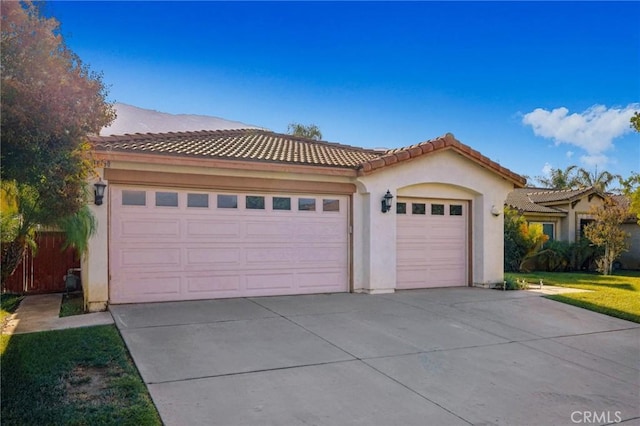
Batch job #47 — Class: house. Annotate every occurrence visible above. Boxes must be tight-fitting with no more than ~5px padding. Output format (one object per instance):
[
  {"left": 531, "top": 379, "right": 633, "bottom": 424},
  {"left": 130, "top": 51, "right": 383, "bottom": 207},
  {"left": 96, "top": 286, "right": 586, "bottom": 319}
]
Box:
[
  {"left": 82, "top": 129, "right": 525, "bottom": 311},
  {"left": 505, "top": 187, "right": 640, "bottom": 269},
  {"left": 612, "top": 195, "right": 640, "bottom": 270}
]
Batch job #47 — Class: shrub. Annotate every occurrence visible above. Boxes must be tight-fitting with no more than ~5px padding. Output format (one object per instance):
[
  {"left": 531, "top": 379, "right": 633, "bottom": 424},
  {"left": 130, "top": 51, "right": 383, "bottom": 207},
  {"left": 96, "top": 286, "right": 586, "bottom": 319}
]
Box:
[
  {"left": 504, "top": 207, "right": 549, "bottom": 272},
  {"left": 501, "top": 276, "right": 529, "bottom": 290}
]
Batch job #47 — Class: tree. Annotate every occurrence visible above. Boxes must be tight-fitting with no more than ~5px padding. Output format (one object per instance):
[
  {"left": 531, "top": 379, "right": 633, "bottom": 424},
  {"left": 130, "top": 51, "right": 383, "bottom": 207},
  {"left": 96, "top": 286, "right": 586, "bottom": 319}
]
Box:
[
  {"left": 287, "top": 123, "right": 323, "bottom": 140},
  {"left": 535, "top": 165, "right": 579, "bottom": 189},
  {"left": 631, "top": 111, "right": 640, "bottom": 132},
  {"left": 576, "top": 168, "right": 620, "bottom": 192},
  {"left": 620, "top": 173, "right": 640, "bottom": 225},
  {"left": 626, "top": 117, "right": 640, "bottom": 223},
  {"left": 1, "top": 1, "right": 115, "bottom": 286},
  {"left": 503, "top": 207, "right": 549, "bottom": 271},
  {"left": 583, "top": 197, "right": 630, "bottom": 275}
]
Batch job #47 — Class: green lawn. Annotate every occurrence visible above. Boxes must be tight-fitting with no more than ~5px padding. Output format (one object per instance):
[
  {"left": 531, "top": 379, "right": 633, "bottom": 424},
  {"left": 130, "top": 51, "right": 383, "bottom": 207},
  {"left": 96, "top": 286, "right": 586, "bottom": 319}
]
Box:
[
  {"left": 60, "top": 292, "right": 86, "bottom": 317},
  {"left": 1, "top": 293, "right": 23, "bottom": 325},
  {"left": 506, "top": 271, "right": 640, "bottom": 323},
  {"left": 1, "top": 325, "right": 161, "bottom": 425}
]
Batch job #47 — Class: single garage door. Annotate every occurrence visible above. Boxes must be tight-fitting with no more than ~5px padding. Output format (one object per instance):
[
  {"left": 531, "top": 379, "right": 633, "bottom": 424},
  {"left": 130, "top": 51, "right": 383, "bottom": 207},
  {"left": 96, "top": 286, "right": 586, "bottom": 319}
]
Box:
[
  {"left": 396, "top": 198, "right": 468, "bottom": 289},
  {"left": 109, "top": 186, "right": 349, "bottom": 303}
]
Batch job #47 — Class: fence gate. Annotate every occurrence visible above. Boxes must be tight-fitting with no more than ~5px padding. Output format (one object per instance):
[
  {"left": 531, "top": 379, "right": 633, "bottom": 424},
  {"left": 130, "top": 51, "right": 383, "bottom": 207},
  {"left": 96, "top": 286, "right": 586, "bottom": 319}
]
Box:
[{"left": 3, "top": 232, "right": 80, "bottom": 294}]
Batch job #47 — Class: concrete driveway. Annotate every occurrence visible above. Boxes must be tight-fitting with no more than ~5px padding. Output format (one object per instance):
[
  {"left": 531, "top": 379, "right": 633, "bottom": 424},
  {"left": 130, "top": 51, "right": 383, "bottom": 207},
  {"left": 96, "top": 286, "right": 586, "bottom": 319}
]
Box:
[{"left": 110, "top": 288, "right": 640, "bottom": 426}]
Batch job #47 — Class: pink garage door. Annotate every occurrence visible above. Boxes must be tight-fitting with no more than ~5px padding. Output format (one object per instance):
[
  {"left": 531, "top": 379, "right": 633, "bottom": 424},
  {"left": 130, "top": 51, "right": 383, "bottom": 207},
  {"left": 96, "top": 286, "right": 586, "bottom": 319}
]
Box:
[
  {"left": 396, "top": 199, "right": 468, "bottom": 289},
  {"left": 109, "top": 187, "right": 349, "bottom": 303}
]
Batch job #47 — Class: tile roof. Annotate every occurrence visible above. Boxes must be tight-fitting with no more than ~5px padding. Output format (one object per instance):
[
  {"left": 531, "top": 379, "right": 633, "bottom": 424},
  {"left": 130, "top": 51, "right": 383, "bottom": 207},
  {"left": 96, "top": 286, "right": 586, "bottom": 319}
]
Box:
[
  {"left": 526, "top": 187, "right": 598, "bottom": 203},
  {"left": 505, "top": 186, "right": 605, "bottom": 214},
  {"left": 90, "top": 129, "right": 381, "bottom": 169},
  {"left": 89, "top": 129, "right": 525, "bottom": 186},
  {"left": 505, "top": 188, "right": 567, "bottom": 214},
  {"left": 358, "top": 133, "right": 525, "bottom": 186}
]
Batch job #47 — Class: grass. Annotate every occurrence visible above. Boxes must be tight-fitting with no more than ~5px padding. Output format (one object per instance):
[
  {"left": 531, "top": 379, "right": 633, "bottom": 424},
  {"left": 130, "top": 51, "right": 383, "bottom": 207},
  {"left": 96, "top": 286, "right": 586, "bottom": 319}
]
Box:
[
  {"left": 1, "top": 293, "right": 23, "bottom": 324},
  {"left": 506, "top": 270, "right": 640, "bottom": 323},
  {"left": 1, "top": 325, "right": 161, "bottom": 425},
  {"left": 60, "top": 293, "right": 86, "bottom": 317}
]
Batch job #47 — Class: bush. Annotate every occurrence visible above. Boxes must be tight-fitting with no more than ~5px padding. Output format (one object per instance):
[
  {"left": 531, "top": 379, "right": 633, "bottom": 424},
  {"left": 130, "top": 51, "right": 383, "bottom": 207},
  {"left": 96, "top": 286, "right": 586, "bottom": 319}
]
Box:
[
  {"left": 568, "top": 238, "right": 602, "bottom": 271},
  {"left": 504, "top": 207, "right": 549, "bottom": 272},
  {"left": 500, "top": 276, "right": 529, "bottom": 290}
]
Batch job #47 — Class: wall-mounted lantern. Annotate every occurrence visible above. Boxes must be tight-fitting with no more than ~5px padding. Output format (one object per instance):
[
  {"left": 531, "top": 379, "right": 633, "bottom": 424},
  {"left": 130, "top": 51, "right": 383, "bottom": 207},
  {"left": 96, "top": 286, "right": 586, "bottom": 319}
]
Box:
[
  {"left": 381, "top": 190, "right": 394, "bottom": 213},
  {"left": 94, "top": 179, "right": 107, "bottom": 205},
  {"left": 491, "top": 205, "right": 501, "bottom": 217}
]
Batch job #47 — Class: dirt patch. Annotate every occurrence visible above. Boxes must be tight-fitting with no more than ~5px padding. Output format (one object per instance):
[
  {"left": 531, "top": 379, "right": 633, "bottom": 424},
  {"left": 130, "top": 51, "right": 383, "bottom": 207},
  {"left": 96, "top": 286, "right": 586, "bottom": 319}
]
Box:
[{"left": 63, "top": 365, "right": 123, "bottom": 406}]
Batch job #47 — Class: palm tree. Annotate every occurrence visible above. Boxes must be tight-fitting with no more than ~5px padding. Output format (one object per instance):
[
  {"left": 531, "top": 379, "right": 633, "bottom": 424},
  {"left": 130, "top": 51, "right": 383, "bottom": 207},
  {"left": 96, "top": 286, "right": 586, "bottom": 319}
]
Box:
[
  {"left": 1, "top": 180, "right": 96, "bottom": 290},
  {"left": 287, "top": 123, "right": 323, "bottom": 141},
  {"left": 577, "top": 168, "right": 621, "bottom": 192},
  {"left": 535, "top": 165, "right": 580, "bottom": 189},
  {"left": 56, "top": 205, "right": 97, "bottom": 255}
]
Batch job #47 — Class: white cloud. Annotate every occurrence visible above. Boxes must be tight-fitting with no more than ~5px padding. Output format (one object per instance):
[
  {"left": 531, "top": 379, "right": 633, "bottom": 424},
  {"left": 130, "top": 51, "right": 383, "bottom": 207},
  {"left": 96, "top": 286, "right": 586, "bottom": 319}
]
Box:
[
  {"left": 541, "top": 162, "right": 553, "bottom": 176},
  {"left": 580, "top": 153, "right": 610, "bottom": 167},
  {"left": 566, "top": 151, "right": 574, "bottom": 158},
  {"left": 522, "top": 104, "right": 639, "bottom": 165}
]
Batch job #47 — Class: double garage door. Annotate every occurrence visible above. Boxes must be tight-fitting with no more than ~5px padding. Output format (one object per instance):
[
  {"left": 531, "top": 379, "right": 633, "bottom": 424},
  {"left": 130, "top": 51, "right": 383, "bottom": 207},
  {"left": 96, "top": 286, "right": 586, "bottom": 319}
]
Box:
[
  {"left": 396, "top": 198, "right": 469, "bottom": 289},
  {"left": 109, "top": 186, "right": 349, "bottom": 304}
]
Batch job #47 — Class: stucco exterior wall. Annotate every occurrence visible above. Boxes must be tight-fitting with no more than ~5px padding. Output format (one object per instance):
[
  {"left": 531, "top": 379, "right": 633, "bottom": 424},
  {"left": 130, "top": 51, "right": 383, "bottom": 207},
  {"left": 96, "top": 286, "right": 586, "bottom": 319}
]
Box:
[
  {"left": 83, "top": 171, "right": 109, "bottom": 312},
  {"left": 85, "top": 149, "right": 518, "bottom": 307},
  {"left": 354, "top": 150, "right": 515, "bottom": 292},
  {"left": 569, "top": 197, "right": 603, "bottom": 243}
]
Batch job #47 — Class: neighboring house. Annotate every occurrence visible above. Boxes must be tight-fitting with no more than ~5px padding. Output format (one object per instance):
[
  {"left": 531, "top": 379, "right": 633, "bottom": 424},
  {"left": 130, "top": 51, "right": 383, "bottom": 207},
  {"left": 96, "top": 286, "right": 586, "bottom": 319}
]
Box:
[
  {"left": 612, "top": 195, "right": 640, "bottom": 270},
  {"left": 505, "top": 187, "right": 640, "bottom": 269},
  {"left": 82, "top": 130, "right": 525, "bottom": 311}
]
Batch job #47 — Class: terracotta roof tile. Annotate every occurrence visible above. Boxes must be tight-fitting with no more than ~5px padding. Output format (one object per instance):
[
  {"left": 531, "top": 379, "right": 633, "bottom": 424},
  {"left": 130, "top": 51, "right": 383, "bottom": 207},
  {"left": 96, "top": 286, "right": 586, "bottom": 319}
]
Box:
[
  {"left": 90, "top": 129, "right": 381, "bottom": 168},
  {"left": 360, "top": 133, "right": 525, "bottom": 187},
  {"left": 526, "top": 187, "right": 599, "bottom": 203},
  {"left": 89, "top": 129, "right": 525, "bottom": 187},
  {"left": 505, "top": 186, "right": 606, "bottom": 214},
  {"left": 505, "top": 188, "right": 567, "bottom": 214}
]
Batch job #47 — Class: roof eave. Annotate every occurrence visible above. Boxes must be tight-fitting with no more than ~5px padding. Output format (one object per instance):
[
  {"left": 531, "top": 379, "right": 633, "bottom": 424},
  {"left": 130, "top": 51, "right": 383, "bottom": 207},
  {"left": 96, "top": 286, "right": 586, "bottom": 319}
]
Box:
[
  {"left": 357, "top": 134, "right": 526, "bottom": 188},
  {"left": 93, "top": 150, "right": 359, "bottom": 177}
]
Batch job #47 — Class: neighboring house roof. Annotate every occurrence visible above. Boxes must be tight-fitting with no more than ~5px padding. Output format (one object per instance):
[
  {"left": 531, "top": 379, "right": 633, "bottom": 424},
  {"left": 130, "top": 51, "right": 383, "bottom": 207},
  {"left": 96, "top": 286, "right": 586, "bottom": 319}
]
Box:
[
  {"left": 89, "top": 129, "right": 525, "bottom": 186},
  {"left": 506, "top": 186, "right": 606, "bottom": 215}
]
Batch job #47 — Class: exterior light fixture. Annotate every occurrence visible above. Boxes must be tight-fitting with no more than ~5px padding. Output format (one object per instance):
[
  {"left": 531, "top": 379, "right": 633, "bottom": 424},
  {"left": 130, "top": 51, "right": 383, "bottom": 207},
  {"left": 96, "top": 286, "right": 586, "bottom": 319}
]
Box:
[
  {"left": 94, "top": 179, "right": 107, "bottom": 205},
  {"left": 381, "top": 190, "right": 394, "bottom": 213},
  {"left": 491, "top": 205, "right": 501, "bottom": 217}
]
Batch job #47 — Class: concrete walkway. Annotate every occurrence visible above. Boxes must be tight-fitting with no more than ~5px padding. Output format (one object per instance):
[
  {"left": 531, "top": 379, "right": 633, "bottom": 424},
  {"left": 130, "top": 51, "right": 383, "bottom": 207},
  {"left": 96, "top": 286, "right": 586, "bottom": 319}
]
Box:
[{"left": 2, "top": 293, "right": 114, "bottom": 335}]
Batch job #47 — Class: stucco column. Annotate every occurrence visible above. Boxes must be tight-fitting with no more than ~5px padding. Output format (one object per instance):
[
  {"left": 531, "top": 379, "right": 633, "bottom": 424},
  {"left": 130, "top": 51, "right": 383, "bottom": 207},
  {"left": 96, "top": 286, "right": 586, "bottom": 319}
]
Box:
[
  {"left": 473, "top": 194, "right": 505, "bottom": 287},
  {"left": 357, "top": 188, "right": 396, "bottom": 294},
  {"left": 83, "top": 171, "right": 109, "bottom": 312}
]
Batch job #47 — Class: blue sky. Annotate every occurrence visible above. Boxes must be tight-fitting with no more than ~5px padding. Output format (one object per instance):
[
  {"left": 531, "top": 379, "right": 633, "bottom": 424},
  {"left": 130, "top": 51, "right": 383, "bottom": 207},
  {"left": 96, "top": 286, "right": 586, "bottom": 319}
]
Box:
[{"left": 46, "top": 1, "right": 639, "bottom": 183}]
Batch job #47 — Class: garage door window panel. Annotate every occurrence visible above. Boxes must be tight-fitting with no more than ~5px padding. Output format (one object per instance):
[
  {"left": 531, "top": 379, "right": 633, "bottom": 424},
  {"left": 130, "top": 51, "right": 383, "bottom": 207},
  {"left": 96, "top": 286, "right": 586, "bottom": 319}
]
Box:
[
  {"left": 450, "top": 205, "right": 463, "bottom": 216},
  {"left": 187, "top": 193, "right": 209, "bottom": 208},
  {"left": 217, "top": 194, "right": 238, "bottom": 209},
  {"left": 273, "top": 197, "right": 291, "bottom": 211},
  {"left": 431, "top": 204, "right": 445, "bottom": 215},
  {"left": 396, "top": 203, "right": 407, "bottom": 214},
  {"left": 122, "top": 190, "right": 146, "bottom": 206},
  {"left": 412, "top": 203, "right": 426, "bottom": 215},
  {"left": 246, "top": 196, "right": 265, "bottom": 210},
  {"left": 156, "top": 192, "right": 179, "bottom": 207},
  {"left": 323, "top": 199, "right": 340, "bottom": 212},
  {"left": 298, "top": 198, "right": 316, "bottom": 211}
]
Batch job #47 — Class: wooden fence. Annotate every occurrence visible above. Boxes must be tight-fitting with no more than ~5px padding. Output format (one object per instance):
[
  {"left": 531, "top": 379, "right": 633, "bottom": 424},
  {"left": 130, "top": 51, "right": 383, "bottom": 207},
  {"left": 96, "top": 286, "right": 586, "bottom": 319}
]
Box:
[{"left": 3, "top": 232, "right": 80, "bottom": 294}]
